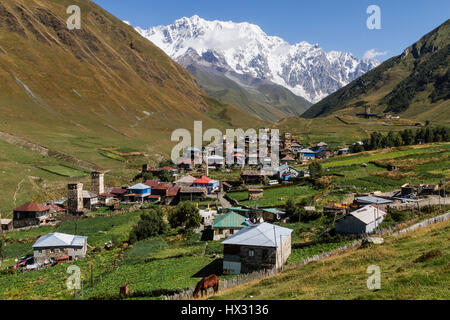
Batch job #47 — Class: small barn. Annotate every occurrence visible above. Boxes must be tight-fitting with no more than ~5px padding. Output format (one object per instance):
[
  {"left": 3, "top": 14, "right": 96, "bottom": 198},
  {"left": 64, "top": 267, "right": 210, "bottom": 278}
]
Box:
[
  {"left": 179, "top": 186, "right": 207, "bottom": 201},
  {"left": 1, "top": 218, "right": 13, "bottom": 232},
  {"left": 335, "top": 205, "right": 387, "bottom": 234},
  {"left": 222, "top": 223, "right": 293, "bottom": 274},
  {"left": 241, "top": 170, "right": 267, "bottom": 185}
]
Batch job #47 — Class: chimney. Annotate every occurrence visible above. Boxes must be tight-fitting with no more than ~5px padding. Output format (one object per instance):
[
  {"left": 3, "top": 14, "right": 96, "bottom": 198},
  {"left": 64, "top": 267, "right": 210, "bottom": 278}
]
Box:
[
  {"left": 91, "top": 171, "right": 104, "bottom": 195},
  {"left": 68, "top": 182, "right": 83, "bottom": 214}
]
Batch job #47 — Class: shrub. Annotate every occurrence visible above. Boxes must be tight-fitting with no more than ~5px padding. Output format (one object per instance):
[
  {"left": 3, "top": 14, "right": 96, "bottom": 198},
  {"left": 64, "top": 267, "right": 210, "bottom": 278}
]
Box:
[
  {"left": 129, "top": 209, "right": 169, "bottom": 243},
  {"left": 168, "top": 202, "right": 202, "bottom": 231}
]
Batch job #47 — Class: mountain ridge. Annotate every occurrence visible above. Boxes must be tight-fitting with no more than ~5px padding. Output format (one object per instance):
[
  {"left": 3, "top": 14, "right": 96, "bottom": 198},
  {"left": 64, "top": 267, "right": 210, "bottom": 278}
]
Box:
[
  {"left": 136, "top": 15, "right": 380, "bottom": 104},
  {"left": 302, "top": 19, "right": 450, "bottom": 122}
]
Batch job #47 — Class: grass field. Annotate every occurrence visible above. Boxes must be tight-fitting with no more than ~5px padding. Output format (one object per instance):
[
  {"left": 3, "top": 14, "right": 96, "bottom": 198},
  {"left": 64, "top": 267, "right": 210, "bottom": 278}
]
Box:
[
  {"left": 213, "top": 218, "right": 450, "bottom": 300},
  {"left": 228, "top": 184, "right": 320, "bottom": 207},
  {"left": 39, "top": 165, "right": 88, "bottom": 177}
]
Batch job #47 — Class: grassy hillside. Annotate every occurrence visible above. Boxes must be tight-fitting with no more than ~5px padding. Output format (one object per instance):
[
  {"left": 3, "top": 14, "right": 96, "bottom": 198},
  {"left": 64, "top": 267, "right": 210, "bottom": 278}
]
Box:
[
  {"left": 0, "top": 0, "right": 267, "bottom": 215},
  {"left": 302, "top": 19, "right": 449, "bottom": 124},
  {"left": 214, "top": 218, "right": 450, "bottom": 300}
]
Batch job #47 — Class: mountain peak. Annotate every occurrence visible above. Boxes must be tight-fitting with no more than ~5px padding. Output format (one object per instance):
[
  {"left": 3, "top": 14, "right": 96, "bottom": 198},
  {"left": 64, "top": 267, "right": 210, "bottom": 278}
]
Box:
[{"left": 137, "top": 16, "right": 379, "bottom": 103}]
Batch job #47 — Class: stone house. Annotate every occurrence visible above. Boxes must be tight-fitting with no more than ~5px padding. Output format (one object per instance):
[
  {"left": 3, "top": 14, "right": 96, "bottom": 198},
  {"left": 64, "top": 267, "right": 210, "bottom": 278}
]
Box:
[
  {"left": 222, "top": 223, "right": 293, "bottom": 274},
  {"left": 13, "top": 202, "right": 50, "bottom": 228},
  {"left": 33, "top": 232, "right": 88, "bottom": 264}
]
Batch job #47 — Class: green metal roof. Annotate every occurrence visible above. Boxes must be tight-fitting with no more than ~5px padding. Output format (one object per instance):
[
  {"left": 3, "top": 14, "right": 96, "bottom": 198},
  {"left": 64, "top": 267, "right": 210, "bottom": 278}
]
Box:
[
  {"left": 213, "top": 212, "right": 249, "bottom": 229},
  {"left": 228, "top": 207, "right": 250, "bottom": 212}
]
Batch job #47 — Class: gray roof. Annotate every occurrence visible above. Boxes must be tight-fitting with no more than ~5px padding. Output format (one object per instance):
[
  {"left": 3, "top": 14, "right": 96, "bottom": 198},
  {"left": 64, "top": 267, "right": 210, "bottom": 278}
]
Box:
[
  {"left": 33, "top": 232, "right": 87, "bottom": 248},
  {"left": 299, "top": 148, "right": 315, "bottom": 153},
  {"left": 222, "top": 222, "right": 292, "bottom": 248},
  {"left": 82, "top": 190, "right": 97, "bottom": 198},
  {"left": 355, "top": 196, "right": 393, "bottom": 205},
  {"left": 349, "top": 205, "right": 387, "bottom": 224}
]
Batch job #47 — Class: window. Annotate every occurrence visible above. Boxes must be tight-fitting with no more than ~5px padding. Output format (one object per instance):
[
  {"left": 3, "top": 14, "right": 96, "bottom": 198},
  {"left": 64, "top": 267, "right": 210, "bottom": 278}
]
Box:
[
  {"left": 50, "top": 249, "right": 55, "bottom": 253},
  {"left": 249, "top": 250, "right": 255, "bottom": 257}
]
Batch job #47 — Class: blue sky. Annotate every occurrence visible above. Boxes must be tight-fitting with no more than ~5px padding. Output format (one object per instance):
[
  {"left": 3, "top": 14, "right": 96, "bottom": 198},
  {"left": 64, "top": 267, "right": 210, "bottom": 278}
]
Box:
[{"left": 93, "top": 0, "right": 449, "bottom": 60}]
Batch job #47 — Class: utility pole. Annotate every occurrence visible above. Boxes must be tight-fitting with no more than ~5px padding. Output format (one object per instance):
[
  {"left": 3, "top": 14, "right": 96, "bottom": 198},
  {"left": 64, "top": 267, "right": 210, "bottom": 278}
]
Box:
[{"left": 273, "top": 226, "right": 278, "bottom": 269}]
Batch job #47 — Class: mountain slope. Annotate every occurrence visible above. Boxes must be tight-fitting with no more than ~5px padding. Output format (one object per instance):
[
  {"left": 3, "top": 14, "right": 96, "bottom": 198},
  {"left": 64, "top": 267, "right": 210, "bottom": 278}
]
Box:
[
  {"left": 0, "top": 0, "right": 268, "bottom": 215},
  {"left": 0, "top": 0, "right": 265, "bottom": 154},
  {"left": 136, "top": 15, "right": 379, "bottom": 105},
  {"left": 179, "top": 49, "right": 311, "bottom": 120},
  {"left": 302, "top": 20, "right": 450, "bottom": 122}
]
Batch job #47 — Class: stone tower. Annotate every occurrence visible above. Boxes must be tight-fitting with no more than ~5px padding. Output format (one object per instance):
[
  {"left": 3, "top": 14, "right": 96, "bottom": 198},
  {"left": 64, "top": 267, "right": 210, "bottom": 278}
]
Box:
[
  {"left": 68, "top": 182, "right": 83, "bottom": 214},
  {"left": 91, "top": 171, "right": 104, "bottom": 195}
]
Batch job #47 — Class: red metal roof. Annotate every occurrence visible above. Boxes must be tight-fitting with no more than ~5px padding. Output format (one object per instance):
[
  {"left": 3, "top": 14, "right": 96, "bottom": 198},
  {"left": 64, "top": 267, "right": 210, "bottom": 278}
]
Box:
[
  {"left": 111, "top": 188, "right": 127, "bottom": 194},
  {"left": 167, "top": 186, "right": 181, "bottom": 197},
  {"left": 144, "top": 180, "right": 160, "bottom": 187},
  {"left": 162, "top": 166, "right": 177, "bottom": 171},
  {"left": 14, "top": 202, "right": 49, "bottom": 212},
  {"left": 193, "top": 176, "right": 213, "bottom": 184}
]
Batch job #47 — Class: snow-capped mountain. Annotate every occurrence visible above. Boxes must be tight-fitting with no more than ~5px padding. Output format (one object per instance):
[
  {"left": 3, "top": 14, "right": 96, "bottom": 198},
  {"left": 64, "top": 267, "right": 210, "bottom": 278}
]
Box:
[{"left": 136, "top": 15, "right": 380, "bottom": 103}]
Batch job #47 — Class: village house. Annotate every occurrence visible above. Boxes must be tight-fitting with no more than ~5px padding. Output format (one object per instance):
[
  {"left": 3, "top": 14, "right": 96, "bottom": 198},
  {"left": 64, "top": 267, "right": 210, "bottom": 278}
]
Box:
[
  {"left": 165, "top": 186, "right": 181, "bottom": 205},
  {"left": 335, "top": 205, "right": 387, "bottom": 234},
  {"left": 222, "top": 222, "right": 293, "bottom": 274},
  {"left": 298, "top": 148, "right": 316, "bottom": 160},
  {"left": 145, "top": 180, "right": 170, "bottom": 197},
  {"left": 33, "top": 232, "right": 88, "bottom": 264},
  {"left": 241, "top": 170, "right": 268, "bottom": 185},
  {"left": 98, "top": 193, "right": 116, "bottom": 206},
  {"left": 110, "top": 188, "right": 128, "bottom": 201},
  {"left": 83, "top": 190, "right": 100, "bottom": 211},
  {"left": 125, "top": 183, "right": 151, "bottom": 203},
  {"left": 290, "top": 141, "right": 303, "bottom": 153},
  {"left": 179, "top": 186, "right": 207, "bottom": 202},
  {"left": 316, "top": 142, "right": 328, "bottom": 150},
  {"left": 13, "top": 202, "right": 50, "bottom": 228},
  {"left": 213, "top": 211, "right": 250, "bottom": 240},
  {"left": 176, "top": 158, "right": 193, "bottom": 171},
  {"left": 192, "top": 176, "right": 220, "bottom": 194},
  {"left": 338, "top": 148, "right": 350, "bottom": 155},
  {"left": 401, "top": 183, "right": 439, "bottom": 198},
  {"left": 280, "top": 155, "right": 296, "bottom": 164}
]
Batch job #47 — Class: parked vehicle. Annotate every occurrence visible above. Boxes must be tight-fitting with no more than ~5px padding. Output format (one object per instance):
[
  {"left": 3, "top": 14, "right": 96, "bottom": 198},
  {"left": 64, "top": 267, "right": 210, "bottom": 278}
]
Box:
[{"left": 268, "top": 180, "right": 279, "bottom": 185}]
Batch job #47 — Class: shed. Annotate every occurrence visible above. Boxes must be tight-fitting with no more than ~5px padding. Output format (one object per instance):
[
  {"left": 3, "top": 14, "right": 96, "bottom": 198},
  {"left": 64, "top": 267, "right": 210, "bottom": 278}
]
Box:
[{"left": 335, "top": 205, "right": 387, "bottom": 234}]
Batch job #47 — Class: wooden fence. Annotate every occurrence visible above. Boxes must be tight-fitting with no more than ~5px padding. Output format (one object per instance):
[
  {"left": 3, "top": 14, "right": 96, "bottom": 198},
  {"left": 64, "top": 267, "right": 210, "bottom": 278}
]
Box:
[{"left": 163, "top": 211, "right": 450, "bottom": 300}]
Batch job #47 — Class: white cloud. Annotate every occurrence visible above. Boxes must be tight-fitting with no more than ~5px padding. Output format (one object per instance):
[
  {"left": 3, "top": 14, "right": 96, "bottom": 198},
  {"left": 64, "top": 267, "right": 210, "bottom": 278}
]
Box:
[{"left": 363, "top": 49, "right": 388, "bottom": 60}]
